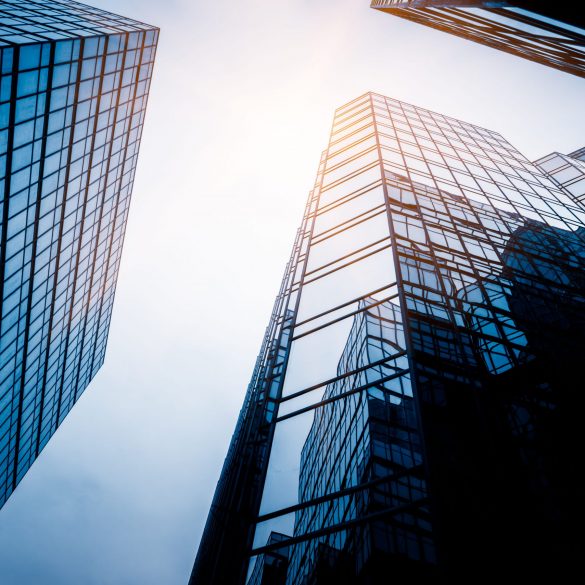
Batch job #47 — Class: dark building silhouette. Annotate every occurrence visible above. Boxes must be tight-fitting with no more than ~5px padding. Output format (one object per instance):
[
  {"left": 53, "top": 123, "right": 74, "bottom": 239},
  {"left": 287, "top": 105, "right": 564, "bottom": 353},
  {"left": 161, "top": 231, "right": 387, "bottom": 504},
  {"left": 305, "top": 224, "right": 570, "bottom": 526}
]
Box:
[
  {"left": 191, "top": 93, "right": 585, "bottom": 584},
  {"left": 370, "top": 1, "right": 585, "bottom": 77},
  {"left": 0, "top": 1, "right": 158, "bottom": 507}
]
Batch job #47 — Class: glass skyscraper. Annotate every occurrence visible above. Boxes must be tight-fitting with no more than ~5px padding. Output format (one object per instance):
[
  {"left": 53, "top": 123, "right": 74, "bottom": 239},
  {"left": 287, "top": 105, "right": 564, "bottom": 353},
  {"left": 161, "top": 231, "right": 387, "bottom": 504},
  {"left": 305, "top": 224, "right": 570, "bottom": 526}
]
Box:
[
  {"left": 0, "top": 0, "right": 158, "bottom": 508},
  {"left": 192, "top": 92, "right": 585, "bottom": 583},
  {"left": 370, "top": 1, "right": 585, "bottom": 77}
]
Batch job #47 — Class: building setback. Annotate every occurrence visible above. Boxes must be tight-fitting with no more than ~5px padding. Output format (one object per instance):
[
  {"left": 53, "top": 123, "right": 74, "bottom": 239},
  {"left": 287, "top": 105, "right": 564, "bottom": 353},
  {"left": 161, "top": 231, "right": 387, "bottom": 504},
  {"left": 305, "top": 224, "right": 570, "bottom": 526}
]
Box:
[
  {"left": 534, "top": 148, "right": 585, "bottom": 205},
  {"left": 0, "top": 0, "right": 158, "bottom": 508},
  {"left": 370, "top": 1, "right": 585, "bottom": 78},
  {"left": 191, "top": 92, "right": 585, "bottom": 584}
]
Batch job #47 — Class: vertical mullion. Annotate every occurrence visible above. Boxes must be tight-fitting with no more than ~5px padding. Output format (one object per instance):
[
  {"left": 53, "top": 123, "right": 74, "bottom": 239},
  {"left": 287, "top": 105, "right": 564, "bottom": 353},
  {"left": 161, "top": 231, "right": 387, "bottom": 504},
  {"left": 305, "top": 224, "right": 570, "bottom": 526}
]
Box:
[
  {"left": 11, "top": 42, "right": 56, "bottom": 486},
  {"left": 34, "top": 37, "right": 85, "bottom": 455},
  {"left": 54, "top": 35, "right": 110, "bottom": 426}
]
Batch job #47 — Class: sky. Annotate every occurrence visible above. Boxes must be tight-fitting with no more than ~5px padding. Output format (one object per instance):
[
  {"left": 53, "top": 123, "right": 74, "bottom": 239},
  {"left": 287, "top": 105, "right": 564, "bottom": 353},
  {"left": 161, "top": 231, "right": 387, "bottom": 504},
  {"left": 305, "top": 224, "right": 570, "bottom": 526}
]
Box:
[{"left": 0, "top": 1, "right": 583, "bottom": 584}]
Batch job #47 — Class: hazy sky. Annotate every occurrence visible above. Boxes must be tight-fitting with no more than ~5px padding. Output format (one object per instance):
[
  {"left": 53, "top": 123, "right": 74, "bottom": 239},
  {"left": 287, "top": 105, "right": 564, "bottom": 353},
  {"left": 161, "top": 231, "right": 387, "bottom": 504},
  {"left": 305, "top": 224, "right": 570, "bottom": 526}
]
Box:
[{"left": 0, "top": 1, "right": 583, "bottom": 584}]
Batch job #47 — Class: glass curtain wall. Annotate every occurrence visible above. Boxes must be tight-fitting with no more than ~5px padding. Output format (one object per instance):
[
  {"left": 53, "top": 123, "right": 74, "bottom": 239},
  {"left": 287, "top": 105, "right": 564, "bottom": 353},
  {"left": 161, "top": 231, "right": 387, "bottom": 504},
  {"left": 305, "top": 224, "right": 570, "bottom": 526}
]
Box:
[
  {"left": 370, "top": 1, "right": 585, "bottom": 77},
  {"left": 0, "top": 1, "right": 158, "bottom": 508},
  {"left": 192, "top": 92, "right": 585, "bottom": 584}
]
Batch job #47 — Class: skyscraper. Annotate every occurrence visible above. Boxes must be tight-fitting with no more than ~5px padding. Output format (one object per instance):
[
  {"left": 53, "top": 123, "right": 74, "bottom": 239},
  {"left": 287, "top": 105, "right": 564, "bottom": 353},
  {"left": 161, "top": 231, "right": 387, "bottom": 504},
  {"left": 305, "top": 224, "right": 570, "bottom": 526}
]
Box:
[
  {"left": 191, "top": 92, "right": 585, "bottom": 583},
  {"left": 0, "top": 0, "right": 158, "bottom": 508},
  {"left": 370, "top": 1, "right": 585, "bottom": 77}
]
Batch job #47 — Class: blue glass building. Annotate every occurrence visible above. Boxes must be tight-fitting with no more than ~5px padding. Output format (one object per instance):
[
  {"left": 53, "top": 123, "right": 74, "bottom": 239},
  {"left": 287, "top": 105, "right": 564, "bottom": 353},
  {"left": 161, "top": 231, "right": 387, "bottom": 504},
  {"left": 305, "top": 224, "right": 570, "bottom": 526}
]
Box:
[
  {"left": 0, "top": 0, "right": 158, "bottom": 508},
  {"left": 192, "top": 93, "right": 585, "bottom": 584}
]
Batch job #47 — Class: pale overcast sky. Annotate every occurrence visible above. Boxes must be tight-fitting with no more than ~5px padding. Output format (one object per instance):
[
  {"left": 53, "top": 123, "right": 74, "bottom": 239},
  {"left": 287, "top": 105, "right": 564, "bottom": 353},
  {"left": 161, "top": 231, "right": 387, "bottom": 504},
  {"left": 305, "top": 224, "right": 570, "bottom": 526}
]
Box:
[{"left": 0, "top": 1, "right": 583, "bottom": 584}]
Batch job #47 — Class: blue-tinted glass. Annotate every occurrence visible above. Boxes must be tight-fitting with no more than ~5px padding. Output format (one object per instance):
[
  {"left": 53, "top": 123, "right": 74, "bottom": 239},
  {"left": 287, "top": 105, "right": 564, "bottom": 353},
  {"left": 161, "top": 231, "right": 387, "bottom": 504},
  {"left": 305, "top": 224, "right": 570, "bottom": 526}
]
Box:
[
  {"left": 83, "top": 37, "right": 99, "bottom": 58},
  {"left": 54, "top": 40, "right": 73, "bottom": 64},
  {"left": 11, "top": 144, "right": 32, "bottom": 172},
  {"left": 49, "top": 86, "right": 68, "bottom": 110},
  {"left": 0, "top": 1, "right": 158, "bottom": 510},
  {"left": 16, "top": 70, "right": 38, "bottom": 97},
  {"left": 0, "top": 76, "right": 11, "bottom": 103},
  {"left": 127, "top": 31, "right": 140, "bottom": 50},
  {"left": 1, "top": 49, "right": 13, "bottom": 75},
  {"left": 38, "top": 68, "right": 49, "bottom": 92},
  {"left": 18, "top": 45, "right": 41, "bottom": 71},
  {"left": 14, "top": 96, "right": 36, "bottom": 123},
  {"left": 13, "top": 121, "right": 34, "bottom": 147},
  {"left": 80, "top": 58, "right": 96, "bottom": 80},
  {"left": 108, "top": 34, "right": 122, "bottom": 53},
  {"left": 192, "top": 93, "right": 585, "bottom": 584},
  {"left": 0, "top": 103, "right": 9, "bottom": 129},
  {"left": 52, "top": 63, "right": 70, "bottom": 88}
]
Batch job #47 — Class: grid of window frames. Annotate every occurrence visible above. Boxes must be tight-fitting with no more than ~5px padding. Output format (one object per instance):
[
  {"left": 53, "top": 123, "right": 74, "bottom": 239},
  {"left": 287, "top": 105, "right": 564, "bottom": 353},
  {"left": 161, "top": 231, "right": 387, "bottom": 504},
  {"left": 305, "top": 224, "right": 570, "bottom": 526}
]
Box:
[
  {"left": 568, "top": 146, "right": 585, "bottom": 162},
  {"left": 0, "top": 0, "right": 153, "bottom": 45},
  {"left": 286, "top": 300, "right": 428, "bottom": 583},
  {"left": 534, "top": 150, "right": 585, "bottom": 205},
  {"left": 0, "top": 2, "right": 158, "bottom": 508},
  {"left": 191, "top": 93, "right": 585, "bottom": 584},
  {"left": 370, "top": 1, "right": 585, "bottom": 78}
]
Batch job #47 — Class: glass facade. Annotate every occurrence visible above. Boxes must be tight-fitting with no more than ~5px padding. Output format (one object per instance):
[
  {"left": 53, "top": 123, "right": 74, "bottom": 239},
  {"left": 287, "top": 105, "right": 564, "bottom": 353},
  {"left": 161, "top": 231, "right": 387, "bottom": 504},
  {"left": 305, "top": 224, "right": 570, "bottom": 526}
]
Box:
[
  {"left": 192, "top": 92, "right": 585, "bottom": 583},
  {"left": 370, "top": 1, "right": 585, "bottom": 77},
  {"left": 535, "top": 149, "right": 585, "bottom": 204},
  {"left": 0, "top": 0, "right": 158, "bottom": 508},
  {"left": 568, "top": 146, "right": 585, "bottom": 162}
]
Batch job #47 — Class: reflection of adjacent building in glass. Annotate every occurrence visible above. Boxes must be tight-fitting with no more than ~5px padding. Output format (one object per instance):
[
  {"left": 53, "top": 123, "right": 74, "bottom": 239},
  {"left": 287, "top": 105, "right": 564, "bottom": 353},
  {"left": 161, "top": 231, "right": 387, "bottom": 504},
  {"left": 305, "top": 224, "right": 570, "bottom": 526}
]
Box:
[
  {"left": 392, "top": 186, "right": 585, "bottom": 581},
  {"left": 460, "top": 220, "right": 585, "bottom": 375},
  {"left": 287, "top": 299, "right": 431, "bottom": 584},
  {"left": 191, "top": 93, "right": 585, "bottom": 584},
  {"left": 285, "top": 196, "right": 585, "bottom": 583},
  {"left": 370, "top": 1, "right": 585, "bottom": 77},
  {"left": 248, "top": 532, "right": 291, "bottom": 585}
]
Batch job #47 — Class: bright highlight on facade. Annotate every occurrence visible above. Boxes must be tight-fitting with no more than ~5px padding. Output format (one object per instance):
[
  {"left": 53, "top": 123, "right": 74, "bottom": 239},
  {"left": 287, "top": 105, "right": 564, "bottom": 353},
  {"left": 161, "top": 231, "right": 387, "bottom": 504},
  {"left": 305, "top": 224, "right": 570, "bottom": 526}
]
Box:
[{"left": 192, "top": 92, "right": 585, "bottom": 584}]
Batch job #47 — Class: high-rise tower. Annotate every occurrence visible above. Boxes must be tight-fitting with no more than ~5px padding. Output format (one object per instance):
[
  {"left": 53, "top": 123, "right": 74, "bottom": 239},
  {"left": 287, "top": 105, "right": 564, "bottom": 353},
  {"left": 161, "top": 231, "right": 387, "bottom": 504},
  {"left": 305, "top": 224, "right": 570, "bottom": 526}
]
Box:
[
  {"left": 191, "top": 93, "right": 585, "bottom": 583},
  {"left": 370, "top": 1, "right": 585, "bottom": 77},
  {"left": 0, "top": 0, "right": 158, "bottom": 508}
]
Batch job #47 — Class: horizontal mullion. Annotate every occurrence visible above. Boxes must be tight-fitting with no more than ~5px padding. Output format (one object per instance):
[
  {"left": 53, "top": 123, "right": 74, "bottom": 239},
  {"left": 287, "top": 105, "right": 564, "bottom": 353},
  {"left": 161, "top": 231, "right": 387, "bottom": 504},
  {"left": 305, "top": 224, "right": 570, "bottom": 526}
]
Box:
[
  {"left": 320, "top": 161, "right": 379, "bottom": 193},
  {"left": 305, "top": 236, "right": 391, "bottom": 279},
  {"left": 251, "top": 496, "right": 429, "bottom": 557},
  {"left": 311, "top": 203, "right": 387, "bottom": 243},
  {"left": 302, "top": 241, "right": 392, "bottom": 287},
  {"left": 276, "top": 367, "right": 410, "bottom": 423},
  {"left": 292, "top": 283, "right": 396, "bottom": 329},
  {"left": 256, "top": 464, "right": 424, "bottom": 523},
  {"left": 315, "top": 182, "right": 384, "bottom": 219},
  {"left": 280, "top": 346, "right": 408, "bottom": 405},
  {"left": 292, "top": 289, "right": 399, "bottom": 342},
  {"left": 327, "top": 130, "right": 377, "bottom": 161}
]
